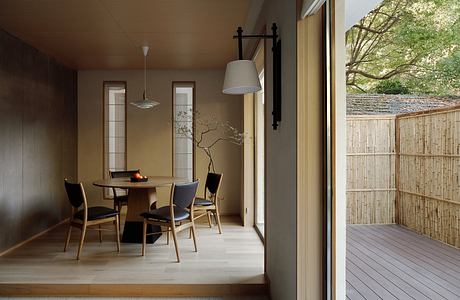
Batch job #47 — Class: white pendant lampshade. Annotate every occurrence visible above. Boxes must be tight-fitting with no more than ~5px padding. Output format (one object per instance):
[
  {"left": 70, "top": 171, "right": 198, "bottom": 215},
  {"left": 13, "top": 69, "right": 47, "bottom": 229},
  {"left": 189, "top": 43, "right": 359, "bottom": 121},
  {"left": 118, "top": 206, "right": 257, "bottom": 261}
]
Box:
[
  {"left": 223, "top": 60, "right": 262, "bottom": 94},
  {"left": 130, "top": 46, "right": 160, "bottom": 109},
  {"left": 131, "top": 94, "right": 160, "bottom": 109}
]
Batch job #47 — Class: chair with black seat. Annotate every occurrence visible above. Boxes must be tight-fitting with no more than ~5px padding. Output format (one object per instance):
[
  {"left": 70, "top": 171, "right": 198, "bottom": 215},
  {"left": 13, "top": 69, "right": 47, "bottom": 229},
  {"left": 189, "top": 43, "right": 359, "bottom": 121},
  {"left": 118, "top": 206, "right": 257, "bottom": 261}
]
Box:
[
  {"left": 193, "top": 173, "right": 223, "bottom": 234},
  {"left": 64, "top": 179, "right": 120, "bottom": 260},
  {"left": 109, "top": 169, "right": 140, "bottom": 211},
  {"left": 141, "top": 181, "right": 199, "bottom": 262}
]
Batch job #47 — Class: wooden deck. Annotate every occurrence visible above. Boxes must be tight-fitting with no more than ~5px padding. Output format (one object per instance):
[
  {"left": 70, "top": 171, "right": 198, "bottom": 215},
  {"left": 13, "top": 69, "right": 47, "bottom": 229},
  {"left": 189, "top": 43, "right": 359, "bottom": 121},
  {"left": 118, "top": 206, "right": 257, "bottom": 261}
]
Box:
[
  {"left": 347, "top": 224, "right": 460, "bottom": 300},
  {"left": 0, "top": 216, "right": 266, "bottom": 297}
]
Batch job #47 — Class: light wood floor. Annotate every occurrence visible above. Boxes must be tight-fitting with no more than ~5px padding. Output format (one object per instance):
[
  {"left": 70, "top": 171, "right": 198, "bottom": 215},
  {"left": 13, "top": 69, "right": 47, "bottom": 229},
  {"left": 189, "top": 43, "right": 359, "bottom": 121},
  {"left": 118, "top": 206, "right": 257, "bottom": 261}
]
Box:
[
  {"left": 0, "top": 216, "right": 266, "bottom": 297},
  {"left": 347, "top": 224, "right": 460, "bottom": 300}
]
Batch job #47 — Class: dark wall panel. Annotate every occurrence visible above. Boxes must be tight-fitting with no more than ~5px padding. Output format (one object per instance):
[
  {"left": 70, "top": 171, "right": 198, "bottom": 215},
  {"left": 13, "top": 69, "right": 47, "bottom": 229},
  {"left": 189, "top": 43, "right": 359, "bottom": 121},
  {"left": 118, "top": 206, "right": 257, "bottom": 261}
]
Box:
[{"left": 0, "top": 29, "right": 77, "bottom": 253}]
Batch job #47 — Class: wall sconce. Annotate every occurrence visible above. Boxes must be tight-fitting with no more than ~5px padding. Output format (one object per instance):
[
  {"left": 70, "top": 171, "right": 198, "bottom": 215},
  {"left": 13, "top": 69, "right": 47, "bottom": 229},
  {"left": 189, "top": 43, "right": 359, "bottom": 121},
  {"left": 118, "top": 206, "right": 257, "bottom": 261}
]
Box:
[{"left": 223, "top": 23, "right": 282, "bottom": 130}]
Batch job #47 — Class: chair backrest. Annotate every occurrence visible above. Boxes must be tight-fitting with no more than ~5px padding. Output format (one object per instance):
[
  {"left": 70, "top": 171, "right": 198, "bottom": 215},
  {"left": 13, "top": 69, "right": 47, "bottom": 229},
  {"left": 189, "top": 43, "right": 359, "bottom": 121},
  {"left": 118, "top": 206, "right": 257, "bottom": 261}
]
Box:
[
  {"left": 172, "top": 181, "right": 199, "bottom": 209},
  {"left": 205, "top": 172, "right": 223, "bottom": 199},
  {"left": 64, "top": 179, "right": 87, "bottom": 209},
  {"left": 109, "top": 170, "right": 140, "bottom": 197},
  {"left": 110, "top": 169, "right": 140, "bottom": 179}
]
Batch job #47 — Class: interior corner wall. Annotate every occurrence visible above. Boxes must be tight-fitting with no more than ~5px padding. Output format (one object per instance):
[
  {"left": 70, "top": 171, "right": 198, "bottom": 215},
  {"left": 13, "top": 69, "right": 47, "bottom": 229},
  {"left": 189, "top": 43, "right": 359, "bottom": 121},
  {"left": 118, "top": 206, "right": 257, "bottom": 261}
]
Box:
[
  {"left": 77, "top": 70, "right": 242, "bottom": 215},
  {"left": 0, "top": 29, "right": 78, "bottom": 253},
  {"left": 253, "top": 0, "right": 298, "bottom": 299}
]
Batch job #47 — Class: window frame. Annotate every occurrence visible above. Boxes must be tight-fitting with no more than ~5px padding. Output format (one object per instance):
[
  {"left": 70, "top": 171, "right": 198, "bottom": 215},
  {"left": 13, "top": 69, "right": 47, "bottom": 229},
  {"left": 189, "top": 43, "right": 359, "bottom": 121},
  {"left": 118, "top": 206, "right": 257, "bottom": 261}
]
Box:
[
  {"left": 102, "top": 81, "right": 127, "bottom": 199},
  {"left": 172, "top": 81, "right": 196, "bottom": 180}
]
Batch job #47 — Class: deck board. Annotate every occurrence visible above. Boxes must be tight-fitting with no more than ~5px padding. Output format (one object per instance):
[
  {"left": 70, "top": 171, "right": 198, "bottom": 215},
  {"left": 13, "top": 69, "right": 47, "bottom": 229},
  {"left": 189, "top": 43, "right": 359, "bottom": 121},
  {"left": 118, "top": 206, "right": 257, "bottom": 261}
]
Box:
[
  {"left": 347, "top": 225, "right": 460, "bottom": 300},
  {"left": 351, "top": 226, "right": 460, "bottom": 292}
]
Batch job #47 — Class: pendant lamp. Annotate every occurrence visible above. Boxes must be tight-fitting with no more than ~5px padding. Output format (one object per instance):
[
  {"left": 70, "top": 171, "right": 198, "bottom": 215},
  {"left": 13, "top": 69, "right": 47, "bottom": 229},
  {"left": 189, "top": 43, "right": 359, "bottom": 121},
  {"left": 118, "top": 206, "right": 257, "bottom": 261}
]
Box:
[{"left": 130, "top": 46, "right": 160, "bottom": 109}]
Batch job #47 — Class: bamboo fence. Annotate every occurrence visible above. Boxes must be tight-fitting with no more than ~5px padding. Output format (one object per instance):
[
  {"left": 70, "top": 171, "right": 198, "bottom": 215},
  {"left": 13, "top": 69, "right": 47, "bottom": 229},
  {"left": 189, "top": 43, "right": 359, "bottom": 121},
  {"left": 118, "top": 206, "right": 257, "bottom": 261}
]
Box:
[
  {"left": 397, "top": 106, "right": 460, "bottom": 248},
  {"left": 347, "top": 106, "right": 460, "bottom": 248},
  {"left": 346, "top": 115, "right": 396, "bottom": 224}
]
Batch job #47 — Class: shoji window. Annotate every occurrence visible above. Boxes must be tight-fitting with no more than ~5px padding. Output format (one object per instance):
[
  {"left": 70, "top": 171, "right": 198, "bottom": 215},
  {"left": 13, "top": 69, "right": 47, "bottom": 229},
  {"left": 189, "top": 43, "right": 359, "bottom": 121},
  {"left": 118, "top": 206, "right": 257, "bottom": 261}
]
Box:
[
  {"left": 173, "top": 82, "right": 195, "bottom": 181},
  {"left": 103, "top": 82, "right": 127, "bottom": 198}
]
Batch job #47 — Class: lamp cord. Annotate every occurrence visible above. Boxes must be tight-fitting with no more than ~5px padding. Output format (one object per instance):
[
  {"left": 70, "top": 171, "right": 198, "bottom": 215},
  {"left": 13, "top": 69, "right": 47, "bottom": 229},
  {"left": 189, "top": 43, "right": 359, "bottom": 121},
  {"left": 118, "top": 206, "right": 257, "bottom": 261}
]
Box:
[{"left": 144, "top": 52, "right": 147, "bottom": 100}]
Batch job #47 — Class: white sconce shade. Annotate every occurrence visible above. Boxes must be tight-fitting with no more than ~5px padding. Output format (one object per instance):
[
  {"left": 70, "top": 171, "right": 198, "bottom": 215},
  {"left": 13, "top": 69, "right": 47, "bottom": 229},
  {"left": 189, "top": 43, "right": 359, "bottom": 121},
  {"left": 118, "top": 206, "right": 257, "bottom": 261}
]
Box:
[{"left": 223, "top": 60, "right": 262, "bottom": 94}]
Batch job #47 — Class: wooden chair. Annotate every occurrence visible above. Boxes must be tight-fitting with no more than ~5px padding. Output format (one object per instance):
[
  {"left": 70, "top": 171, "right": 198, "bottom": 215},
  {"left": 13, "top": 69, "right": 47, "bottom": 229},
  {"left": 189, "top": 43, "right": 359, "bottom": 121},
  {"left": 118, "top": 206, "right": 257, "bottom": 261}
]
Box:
[
  {"left": 193, "top": 173, "right": 223, "bottom": 234},
  {"left": 64, "top": 179, "right": 120, "bottom": 260},
  {"left": 109, "top": 169, "right": 139, "bottom": 231},
  {"left": 109, "top": 169, "right": 140, "bottom": 211},
  {"left": 141, "top": 181, "right": 199, "bottom": 262}
]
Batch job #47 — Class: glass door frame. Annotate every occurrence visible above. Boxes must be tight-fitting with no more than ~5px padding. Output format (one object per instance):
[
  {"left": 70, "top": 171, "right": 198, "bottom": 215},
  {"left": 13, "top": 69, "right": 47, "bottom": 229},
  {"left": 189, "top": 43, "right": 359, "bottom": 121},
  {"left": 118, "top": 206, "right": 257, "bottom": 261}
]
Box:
[
  {"left": 252, "top": 40, "right": 266, "bottom": 242},
  {"left": 172, "top": 81, "right": 196, "bottom": 181}
]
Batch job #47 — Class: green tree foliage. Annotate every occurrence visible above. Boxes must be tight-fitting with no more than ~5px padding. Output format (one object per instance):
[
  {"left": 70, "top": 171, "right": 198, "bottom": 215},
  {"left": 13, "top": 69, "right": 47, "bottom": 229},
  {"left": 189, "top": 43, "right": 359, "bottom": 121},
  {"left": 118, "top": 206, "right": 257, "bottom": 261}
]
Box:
[
  {"left": 375, "top": 79, "right": 410, "bottom": 94},
  {"left": 346, "top": 0, "right": 460, "bottom": 95}
]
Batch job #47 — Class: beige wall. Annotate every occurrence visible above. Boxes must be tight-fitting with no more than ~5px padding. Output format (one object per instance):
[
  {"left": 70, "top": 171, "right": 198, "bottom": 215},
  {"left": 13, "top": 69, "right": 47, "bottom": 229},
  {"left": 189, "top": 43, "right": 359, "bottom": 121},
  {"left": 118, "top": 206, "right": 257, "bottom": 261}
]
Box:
[
  {"left": 78, "top": 69, "right": 242, "bottom": 215},
  {"left": 252, "top": 0, "right": 299, "bottom": 299},
  {"left": 249, "top": 0, "right": 327, "bottom": 299}
]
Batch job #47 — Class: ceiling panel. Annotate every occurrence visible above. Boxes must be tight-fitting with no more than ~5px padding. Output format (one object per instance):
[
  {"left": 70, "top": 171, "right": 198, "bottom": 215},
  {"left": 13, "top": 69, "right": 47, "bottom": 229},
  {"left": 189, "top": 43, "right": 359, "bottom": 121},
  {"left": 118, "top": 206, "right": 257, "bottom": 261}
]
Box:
[{"left": 0, "top": 0, "right": 251, "bottom": 70}]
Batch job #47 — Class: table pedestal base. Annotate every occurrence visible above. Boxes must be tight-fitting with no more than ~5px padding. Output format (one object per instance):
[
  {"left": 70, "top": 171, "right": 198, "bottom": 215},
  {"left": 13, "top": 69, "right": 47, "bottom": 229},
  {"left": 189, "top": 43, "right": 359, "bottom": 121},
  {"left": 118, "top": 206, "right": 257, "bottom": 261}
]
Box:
[{"left": 122, "top": 221, "right": 161, "bottom": 244}]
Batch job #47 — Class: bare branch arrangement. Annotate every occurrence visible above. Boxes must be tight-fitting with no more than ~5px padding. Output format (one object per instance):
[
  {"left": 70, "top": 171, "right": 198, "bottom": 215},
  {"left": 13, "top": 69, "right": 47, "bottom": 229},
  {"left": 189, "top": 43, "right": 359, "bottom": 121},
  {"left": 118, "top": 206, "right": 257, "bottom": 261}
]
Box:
[{"left": 174, "top": 109, "right": 244, "bottom": 173}]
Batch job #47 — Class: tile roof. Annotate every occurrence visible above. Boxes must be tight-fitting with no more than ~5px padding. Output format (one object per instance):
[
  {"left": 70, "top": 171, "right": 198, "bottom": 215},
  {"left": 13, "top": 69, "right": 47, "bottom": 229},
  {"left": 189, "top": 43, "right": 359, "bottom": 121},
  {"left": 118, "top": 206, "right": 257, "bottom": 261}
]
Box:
[{"left": 347, "top": 94, "right": 460, "bottom": 115}]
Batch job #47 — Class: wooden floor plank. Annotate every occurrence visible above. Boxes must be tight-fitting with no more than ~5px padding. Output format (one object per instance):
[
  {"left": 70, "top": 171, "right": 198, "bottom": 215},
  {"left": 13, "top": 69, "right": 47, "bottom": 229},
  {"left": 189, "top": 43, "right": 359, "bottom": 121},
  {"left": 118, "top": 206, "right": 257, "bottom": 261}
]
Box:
[
  {"left": 347, "top": 225, "right": 460, "bottom": 300},
  {"left": 0, "top": 216, "right": 266, "bottom": 297}
]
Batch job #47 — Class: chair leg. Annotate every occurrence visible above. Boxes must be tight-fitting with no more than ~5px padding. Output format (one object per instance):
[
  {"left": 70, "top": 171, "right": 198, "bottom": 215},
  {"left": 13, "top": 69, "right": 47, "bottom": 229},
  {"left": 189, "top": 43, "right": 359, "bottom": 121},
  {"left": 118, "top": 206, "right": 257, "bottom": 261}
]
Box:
[
  {"left": 191, "top": 221, "right": 198, "bottom": 252},
  {"left": 207, "top": 211, "right": 212, "bottom": 228},
  {"left": 142, "top": 219, "right": 147, "bottom": 256},
  {"left": 215, "top": 207, "right": 223, "bottom": 234},
  {"left": 98, "top": 224, "right": 102, "bottom": 243},
  {"left": 64, "top": 223, "right": 72, "bottom": 252},
  {"left": 76, "top": 225, "right": 87, "bottom": 260},
  {"left": 115, "top": 216, "right": 120, "bottom": 252},
  {"left": 170, "top": 222, "right": 180, "bottom": 263},
  {"left": 167, "top": 229, "right": 170, "bottom": 245},
  {"left": 118, "top": 204, "right": 123, "bottom": 234}
]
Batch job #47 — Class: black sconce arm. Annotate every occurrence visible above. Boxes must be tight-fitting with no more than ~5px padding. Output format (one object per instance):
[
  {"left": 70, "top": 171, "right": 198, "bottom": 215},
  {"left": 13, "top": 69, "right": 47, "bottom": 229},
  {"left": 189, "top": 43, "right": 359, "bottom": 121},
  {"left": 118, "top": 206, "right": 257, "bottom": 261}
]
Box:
[{"left": 233, "top": 23, "right": 282, "bottom": 130}]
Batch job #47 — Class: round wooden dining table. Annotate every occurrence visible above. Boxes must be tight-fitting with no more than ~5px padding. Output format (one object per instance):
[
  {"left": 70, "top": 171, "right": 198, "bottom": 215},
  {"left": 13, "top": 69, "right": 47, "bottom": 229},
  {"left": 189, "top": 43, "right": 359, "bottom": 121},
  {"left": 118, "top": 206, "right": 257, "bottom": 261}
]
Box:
[{"left": 93, "top": 176, "right": 185, "bottom": 244}]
